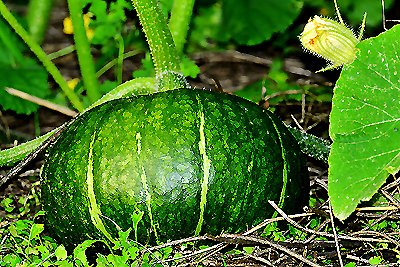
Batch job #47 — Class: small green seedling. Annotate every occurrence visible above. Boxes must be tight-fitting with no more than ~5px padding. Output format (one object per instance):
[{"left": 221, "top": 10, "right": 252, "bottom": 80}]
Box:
[{"left": 299, "top": 0, "right": 366, "bottom": 72}]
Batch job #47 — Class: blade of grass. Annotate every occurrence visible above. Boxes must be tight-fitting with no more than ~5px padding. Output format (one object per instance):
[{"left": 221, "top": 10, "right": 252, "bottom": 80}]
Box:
[
  {"left": 96, "top": 50, "right": 142, "bottom": 78},
  {"left": 67, "top": 0, "right": 101, "bottom": 103},
  {"left": 47, "top": 45, "right": 75, "bottom": 60},
  {"left": 0, "top": 0, "right": 84, "bottom": 112}
]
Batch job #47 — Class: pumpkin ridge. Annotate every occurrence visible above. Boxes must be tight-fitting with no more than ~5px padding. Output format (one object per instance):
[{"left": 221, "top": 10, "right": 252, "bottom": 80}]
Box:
[
  {"left": 86, "top": 131, "right": 115, "bottom": 243},
  {"left": 194, "top": 93, "right": 211, "bottom": 236},
  {"left": 136, "top": 123, "right": 159, "bottom": 242}
]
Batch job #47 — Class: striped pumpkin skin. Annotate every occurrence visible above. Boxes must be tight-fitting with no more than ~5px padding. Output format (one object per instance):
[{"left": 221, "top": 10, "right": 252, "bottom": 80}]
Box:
[{"left": 41, "top": 88, "right": 308, "bottom": 249}]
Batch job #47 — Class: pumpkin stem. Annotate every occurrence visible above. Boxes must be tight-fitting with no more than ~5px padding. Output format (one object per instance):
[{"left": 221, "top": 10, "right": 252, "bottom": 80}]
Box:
[{"left": 131, "top": 0, "right": 189, "bottom": 90}]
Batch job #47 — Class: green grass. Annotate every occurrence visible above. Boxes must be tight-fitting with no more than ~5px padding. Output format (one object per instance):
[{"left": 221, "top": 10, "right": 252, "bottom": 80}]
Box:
[{"left": 1, "top": 181, "right": 400, "bottom": 267}]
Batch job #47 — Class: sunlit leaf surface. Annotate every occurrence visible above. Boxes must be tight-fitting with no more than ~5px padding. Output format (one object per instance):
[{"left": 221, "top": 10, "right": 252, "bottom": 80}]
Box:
[{"left": 328, "top": 25, "right": 400, "bottom": 221}]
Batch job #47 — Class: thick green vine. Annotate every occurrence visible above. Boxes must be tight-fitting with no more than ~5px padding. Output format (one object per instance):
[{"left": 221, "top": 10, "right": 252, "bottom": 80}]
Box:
[{"left": 131, "top": 0, "right": 188, "bottom": 90}]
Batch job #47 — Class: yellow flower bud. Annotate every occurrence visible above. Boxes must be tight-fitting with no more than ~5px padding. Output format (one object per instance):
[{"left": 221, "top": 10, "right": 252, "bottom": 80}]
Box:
[{"left": 299, "top": 15, "right": 359, "bottom": 71}]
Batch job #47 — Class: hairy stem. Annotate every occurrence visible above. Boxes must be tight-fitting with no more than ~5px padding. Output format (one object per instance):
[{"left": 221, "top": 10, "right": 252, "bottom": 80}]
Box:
[{"left": 131, "top": 0, "right": 188, "bottom": 90}]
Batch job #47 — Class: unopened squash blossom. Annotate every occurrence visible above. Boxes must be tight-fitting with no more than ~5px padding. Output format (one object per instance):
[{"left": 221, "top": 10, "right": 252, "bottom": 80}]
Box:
[{"left": 299, "top": 12, "right": 366, "bottom": 72}]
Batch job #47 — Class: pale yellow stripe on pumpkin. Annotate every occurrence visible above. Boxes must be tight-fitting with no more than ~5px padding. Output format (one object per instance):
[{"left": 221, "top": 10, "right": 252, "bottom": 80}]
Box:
[
  {"left": 195, "top": 108, "right": 211, "bottom": 236},
  {"left": 86, "top": 132, "right": 115, "bottom": 243},
  {"left": 136, "top": 132, "right": 159, "bottom": 241}
]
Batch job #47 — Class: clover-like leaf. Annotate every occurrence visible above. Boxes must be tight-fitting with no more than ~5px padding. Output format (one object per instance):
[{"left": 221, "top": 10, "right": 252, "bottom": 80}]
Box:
[{"left": 328, "top": 25, "right": 400, "bottom": 221}]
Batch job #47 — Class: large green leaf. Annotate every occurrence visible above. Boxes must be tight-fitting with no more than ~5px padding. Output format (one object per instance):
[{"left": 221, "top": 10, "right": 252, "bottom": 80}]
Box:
[
  {"left": 328, "top": 25, "right": 400, "bottom": 221},
  {"left": 0, "top": 16, "right": 26, "bottom": 65},
  {"left": 219, "top": 0, "right": 301, "bottom": 45},
  {"left": 0, "top": 15, "right": 49, "bottom": 115},
  {"left": 0, "top": 59, "right": 49, "bottom": 115}
]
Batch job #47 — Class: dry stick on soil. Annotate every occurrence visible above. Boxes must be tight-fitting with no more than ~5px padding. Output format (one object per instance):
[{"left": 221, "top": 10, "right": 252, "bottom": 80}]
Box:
[
  {"left": 143, "top": 180, "right": 398, "bottom": 265},
  {"left": 356, "top": 208, "right": 400, "bottom": 219},
  {"left": 328, "top": 200, "right": 344, "bottom": 267},
  {"left": 143, "top": 213, "right": 314, "bottom": 263},
  {"left": 189, "top": 243, "right": 229, "bottom": 266},
  {"left": 268, "top": 200, "right": 388, "bottom": 243},
  {"left": 172, "top": 244, "right": 229, "bottom": 267},
  {"left": 357, "top": 207, "right": 398, "bottom": 211},
  {"left": 316, "top": 178, "right": 400, "bottom": 261},
  {"left": 351, "top": 230, "right": 400, "bottom": 247},
  {"left": 146, "top": 236, "right": 208, "bottom": 252},
  {"left": 191, "top": 50, "right": 314, "bottom": 77},
  {"left": 381, "top": 189, "right": 400, "bottom": 210},
  {"left": 243, "top": 212, "right": 314, "bottom": 236},
  {"left": 142, "top": 236, "right": 227, "bottom": 265},
  {"left": 164, "top": 244, "right": 226, "bottom": 264},
  {"left": 381, "top": 177, "right": 400, "bottom": 209},
  {"left": 263, "top": 89, "right": 304, "bottom": 102},
  {"left": 358, "top": 178, "right": 400, "bottom": 231},
  {"left": 304, "top": 218, "right": 331, "bottom": 244},
  {"left": 6, "top": 87, "right": 78, "bottom": 117},
  {"left": 206, "top": 234, "right": 322, "bottom": 267},
  {"left": 382, "top": 177, "right": 400, "bottom": 191},
  {"left": 360, "top": 210, "right": 396, "bottom": 231},
  {"left": 241, "top": 252, "right": 274, "bottom": 266}
]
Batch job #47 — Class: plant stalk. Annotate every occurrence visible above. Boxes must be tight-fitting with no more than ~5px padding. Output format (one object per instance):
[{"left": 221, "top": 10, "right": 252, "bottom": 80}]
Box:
[
  {"left": 131, "top": 0, "right": 188, "bottom": 90},
  {"left": 168, "top": 0, "right": 195, "bottom": 54},
  {"left": 67, "top": 0, "right": 101, "bottom": 103},
  {"left": 26, "top": 0, "right": 55, "bottom": 45}
]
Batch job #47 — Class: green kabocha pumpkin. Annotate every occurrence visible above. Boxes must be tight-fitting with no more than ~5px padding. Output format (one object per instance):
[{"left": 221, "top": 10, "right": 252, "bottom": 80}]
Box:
[{"left": 41, "top": 88, "right": 308, "bottom": 249}]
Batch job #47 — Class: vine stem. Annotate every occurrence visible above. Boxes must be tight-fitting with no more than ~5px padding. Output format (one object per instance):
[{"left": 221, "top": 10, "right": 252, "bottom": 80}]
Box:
[
  {"left": 131, "top": 0, "right": 188, "bottom": 90},
  {"left": 67, "top": 0, "right": 101, "bottom": 103},
  {"left": 169, "top": 0, "right": 195, "bottom": 54},
  {"left": 26, "top": 0, "right": 54, "bottom": 45},
  {"left": 0, "top": 0, "right": 85, "bottom": 112}
]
